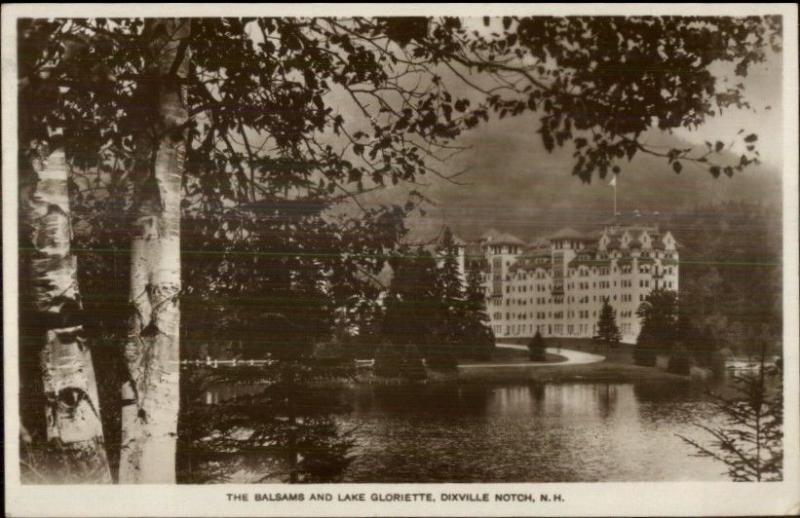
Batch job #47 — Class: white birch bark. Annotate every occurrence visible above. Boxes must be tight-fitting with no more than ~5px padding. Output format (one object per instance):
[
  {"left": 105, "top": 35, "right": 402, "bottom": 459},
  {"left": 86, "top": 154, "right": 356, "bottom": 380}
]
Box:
[
  {"left": 119, "top": 19, "right": 190, "bottom": 484},
  {"left": 22, "top": 146, "right": 111, "bottom": 482}
]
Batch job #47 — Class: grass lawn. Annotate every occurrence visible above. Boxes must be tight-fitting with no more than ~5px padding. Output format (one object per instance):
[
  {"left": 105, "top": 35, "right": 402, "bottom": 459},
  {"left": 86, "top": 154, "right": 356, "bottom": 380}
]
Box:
[
  {"left": 458, "top": 346, "right": 567, "bottom": 365},
  {"left": 499, "top": 337, "right": 636, "bottom": 364},
  {"left": 458, "top": 337, "right": 691, "bottom": 384},
  {"left": 357, "top": 338, "right": 698, "bottom": 385}
]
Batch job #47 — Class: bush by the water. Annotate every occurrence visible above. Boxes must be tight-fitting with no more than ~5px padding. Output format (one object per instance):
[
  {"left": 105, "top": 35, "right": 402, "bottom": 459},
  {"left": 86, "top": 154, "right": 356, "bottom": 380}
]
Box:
[
  {"left": 668, "top": 346, "right": 691, "bottom": 375},
  {"left": 528, "top": 331, "right": 547, "bottom": 362}
]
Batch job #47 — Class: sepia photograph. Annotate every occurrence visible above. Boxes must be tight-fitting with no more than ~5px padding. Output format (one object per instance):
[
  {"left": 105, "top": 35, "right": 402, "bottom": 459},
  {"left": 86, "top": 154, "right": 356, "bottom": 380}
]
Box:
[{"left": 2, "top": 3, "right": 798, "bottom": 517}]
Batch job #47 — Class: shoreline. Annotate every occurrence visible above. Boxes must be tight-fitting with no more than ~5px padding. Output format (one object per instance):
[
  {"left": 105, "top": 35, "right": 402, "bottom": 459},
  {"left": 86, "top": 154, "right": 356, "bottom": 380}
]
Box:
[
  {"left": 195, "top": 342, "right": 703, "bottom": 388},
  {"left": 454, "top": 361, "right": 693, "bottom": 384},
  {"left": 352, "top": 360, "right": 694, "bottom": 386}
]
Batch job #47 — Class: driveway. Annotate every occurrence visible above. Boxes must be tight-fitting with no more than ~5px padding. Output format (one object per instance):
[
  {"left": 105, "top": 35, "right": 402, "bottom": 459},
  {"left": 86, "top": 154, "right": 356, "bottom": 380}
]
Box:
[{"left": 458, "top": 343, "right": 605, "bottom": 369}]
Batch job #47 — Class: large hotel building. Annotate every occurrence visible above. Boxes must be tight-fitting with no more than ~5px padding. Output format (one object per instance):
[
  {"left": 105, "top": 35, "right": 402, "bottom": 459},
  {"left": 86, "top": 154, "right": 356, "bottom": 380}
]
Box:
[{"left": 478, "top": 220, "right": 679, "bottom": 343}]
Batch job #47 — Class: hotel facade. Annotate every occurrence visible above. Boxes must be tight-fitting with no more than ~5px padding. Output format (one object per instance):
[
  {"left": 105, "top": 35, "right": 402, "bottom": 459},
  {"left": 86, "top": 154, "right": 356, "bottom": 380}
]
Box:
[{"left": 480, "top": 221, "right": 679, "bottom": 343}]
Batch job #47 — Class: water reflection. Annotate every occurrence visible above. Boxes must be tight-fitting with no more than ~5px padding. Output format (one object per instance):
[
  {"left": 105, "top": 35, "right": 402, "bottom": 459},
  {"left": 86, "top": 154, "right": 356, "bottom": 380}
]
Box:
[
  {"left": 199, "top": 380, "right": 727, "bottom": 483},
  {"left": 338, "top": 382, "right": 726, "bottom": 482},
  {"left": 203, "top": 383, "right": 267, "bottom": 405}
]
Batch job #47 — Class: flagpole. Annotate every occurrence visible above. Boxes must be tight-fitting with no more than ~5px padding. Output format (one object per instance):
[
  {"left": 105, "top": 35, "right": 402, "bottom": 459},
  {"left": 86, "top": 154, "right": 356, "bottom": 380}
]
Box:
[{"left": 609, "top": 174, "right": 618, "bottom": 220}]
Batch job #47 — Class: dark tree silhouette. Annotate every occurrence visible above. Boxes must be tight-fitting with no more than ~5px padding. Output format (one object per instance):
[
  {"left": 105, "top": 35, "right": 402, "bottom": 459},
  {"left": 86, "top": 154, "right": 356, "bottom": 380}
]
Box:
[
  {"left": 528, "top": 330, "right": 547, "bottom": 362},
  {"left": 667, "top": 346, "right": 692, "bottom": 375},
  {"left": 596, "top": 297, "right": 621, "bottom": 347},
  {"left": 383, "top": 246, "right": 454, "bottom": 369},
  {"left": 463, "top": 256, "right": 496, "bottom": 361},
  {"left": 635, "top": 289, "right": 680, "bottom": 366},
  {"left": 435, "top": 227, "right": 467, "bottom": 366}
]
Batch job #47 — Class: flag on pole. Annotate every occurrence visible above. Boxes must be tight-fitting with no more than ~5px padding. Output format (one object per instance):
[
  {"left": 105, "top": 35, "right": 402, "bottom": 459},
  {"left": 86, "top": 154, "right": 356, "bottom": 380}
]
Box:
[{"left": 609, "top": 176, "right": 617, "bottom": 187}]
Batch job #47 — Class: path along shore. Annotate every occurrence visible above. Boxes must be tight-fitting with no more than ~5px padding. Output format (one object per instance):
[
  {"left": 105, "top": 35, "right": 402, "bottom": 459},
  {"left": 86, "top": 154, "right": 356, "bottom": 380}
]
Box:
[{"left": 455, "top": 342, "right": 692, "bottom": 384}]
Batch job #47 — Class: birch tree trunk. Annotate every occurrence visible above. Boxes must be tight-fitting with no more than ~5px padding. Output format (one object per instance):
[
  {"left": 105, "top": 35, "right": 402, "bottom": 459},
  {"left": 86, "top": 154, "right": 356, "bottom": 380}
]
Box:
[
  {"left": 119, "top": 19, "right": 190, "bottom": 484},
  {"left": 21, "top": 145, "right": 111, "bottom": 483}
]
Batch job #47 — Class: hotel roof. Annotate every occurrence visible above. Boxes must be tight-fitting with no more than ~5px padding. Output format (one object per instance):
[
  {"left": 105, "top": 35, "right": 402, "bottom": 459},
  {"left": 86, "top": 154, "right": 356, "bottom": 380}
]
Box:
[
  {"left": 549, "top": 227, "right": 592, "bottom": 241},
  {"left": 482, "top": 229, "right": 526, "bottom": 246},
  {"left": 402, "top": 224, "right": 466, "bottom": 247}
]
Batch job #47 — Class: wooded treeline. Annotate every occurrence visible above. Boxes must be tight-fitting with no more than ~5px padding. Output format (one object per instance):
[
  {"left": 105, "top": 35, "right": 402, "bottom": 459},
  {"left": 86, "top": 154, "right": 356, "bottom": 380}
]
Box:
[{"left": 669, "top": 201, "right": 782, "bottom": 356}]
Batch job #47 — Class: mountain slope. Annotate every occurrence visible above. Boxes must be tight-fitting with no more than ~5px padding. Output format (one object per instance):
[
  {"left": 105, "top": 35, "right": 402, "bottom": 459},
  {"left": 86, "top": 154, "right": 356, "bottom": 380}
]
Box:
[{"left": 431, "top": 114, "right": 781, "bottom": 241}]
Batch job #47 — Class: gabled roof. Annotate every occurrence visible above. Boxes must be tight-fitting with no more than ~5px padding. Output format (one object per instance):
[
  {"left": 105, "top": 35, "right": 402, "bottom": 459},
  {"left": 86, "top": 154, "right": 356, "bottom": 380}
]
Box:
[
  {"left": 436, "top": 229, "right": 466, "bottom": 246},
  {"left": 482, "top": 228, "right": 525, "bottom": 246},
  {"left": 549, "top": 227, "right": 587, "bottom": 240},
  {"left": 403, "top": 224, "right": 465, "bottom": 247},
  {"left": 661, "top": 231, "right": 681, "bottom": 248}
]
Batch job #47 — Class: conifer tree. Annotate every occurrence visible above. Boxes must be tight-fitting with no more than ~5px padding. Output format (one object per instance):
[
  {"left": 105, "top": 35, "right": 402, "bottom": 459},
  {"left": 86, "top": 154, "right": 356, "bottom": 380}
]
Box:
[
  {"left": 634, "top": 322, "right": 659, "bottom": 367},
  {"left": 383, "top": 247, "right": 443, "bottom": 357},
  {"left": 463, "top": 256, "right": 495, "bottom": 361},
  {"left": 528, "top": 330, "right": 547, "bottom": 362},
  {"left": 436, "top": 227, "right": 466, "bottom": 364},
  {"left": 438, "top": 228, "right": 464, "bottom": 302},
  {"left": 596, "top": 297, "right": 621, "bottom": 347},
  {"left": 678, "top": 344, "right": 783, "bottom": 481}
]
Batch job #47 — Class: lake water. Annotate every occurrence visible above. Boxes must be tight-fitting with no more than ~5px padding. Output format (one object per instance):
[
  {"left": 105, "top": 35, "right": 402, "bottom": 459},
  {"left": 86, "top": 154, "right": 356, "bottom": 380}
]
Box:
[{"left": 201, "top": 380, "right": 729, "bottom": 482}]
